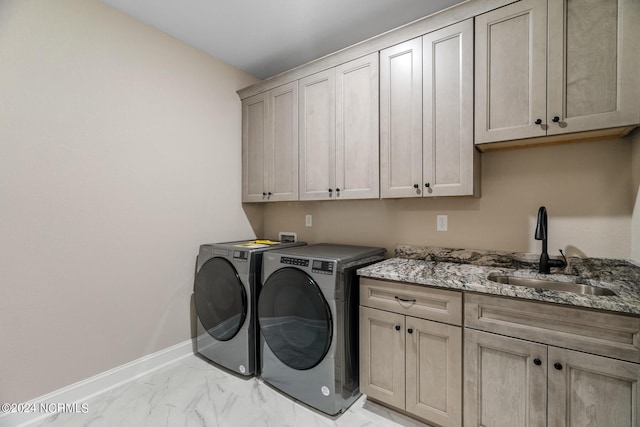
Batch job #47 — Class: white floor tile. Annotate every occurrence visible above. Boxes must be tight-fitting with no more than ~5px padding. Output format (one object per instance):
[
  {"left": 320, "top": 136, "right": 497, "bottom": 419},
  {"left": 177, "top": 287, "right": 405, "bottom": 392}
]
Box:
[{"left": 31, "top": 355, "right": 430, "bottom": 427}]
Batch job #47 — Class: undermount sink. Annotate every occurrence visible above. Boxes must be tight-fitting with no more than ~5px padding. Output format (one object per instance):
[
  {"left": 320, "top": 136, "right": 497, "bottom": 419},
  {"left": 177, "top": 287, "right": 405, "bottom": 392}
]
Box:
[{"left": 487, "top": 273, "right": 617, "bottom": 296}]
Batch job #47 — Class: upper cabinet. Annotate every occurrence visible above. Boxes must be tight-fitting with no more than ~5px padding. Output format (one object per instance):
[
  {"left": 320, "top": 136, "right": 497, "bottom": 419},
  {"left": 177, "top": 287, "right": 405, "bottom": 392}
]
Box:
[
  {"left": 240, "top": 0, "right": 640, "bottom": 202},
  {"left": 299, "top": 53, "right": 379, "bottom": 201},
  {"left": 547, "top": 0, "right": 640, "bottom": 135},
  {"left": 475, "top": 0, "right": 640, "bottom": 148},
  {"left": 380, "top": 19, "right": 479, "bottom": 198},
  {"left": 242, "top": 82, "right": 298, "bottom": 202}
]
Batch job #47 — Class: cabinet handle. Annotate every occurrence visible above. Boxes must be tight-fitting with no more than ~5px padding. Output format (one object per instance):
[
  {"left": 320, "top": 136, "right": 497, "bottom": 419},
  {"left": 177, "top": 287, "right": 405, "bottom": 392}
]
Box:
[
  {"left": 407, "top": 328, "right": 413, "bottom": 334},
  {"left": 394, "top": 325, "right": 401, "bottom": 331},
  {"left": 552, "top": 116, "right": 560, "bottom": 123},
  {"left": 533, "top": 358, "right": 542, "bottom": 366},
  {"left": 535, "top": 119, "right": 542, "bottom": 125},
  {"left": 425, "top": 183, "right": 430, "bottom": 188},
  {"left": 413, "top": 184, "right": 419, "bottom": 189},
  {"left": 394, "top": 296, "right": 416, "bottom": 303},
  {"left": 554, "top": 362, "right": 563, "bottom": 370}
]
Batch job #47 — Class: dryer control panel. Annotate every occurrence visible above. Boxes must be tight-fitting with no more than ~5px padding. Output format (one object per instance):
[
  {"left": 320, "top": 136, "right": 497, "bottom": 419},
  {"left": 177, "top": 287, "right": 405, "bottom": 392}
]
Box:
[
  {"left": 312, "top": 260, "right": 334, "bottom": 275},
  {"left": 233, "top": 250, "right": 248, "bottom": 261}
]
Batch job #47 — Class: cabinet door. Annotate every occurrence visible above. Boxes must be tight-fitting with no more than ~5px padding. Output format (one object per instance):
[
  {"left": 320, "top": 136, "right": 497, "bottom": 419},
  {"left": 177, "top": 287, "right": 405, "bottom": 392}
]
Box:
[
  {"left": 406, "top": 316, "right": 462, "bottom": 427},
  {"left": 299, "top": 69, "right": 336, "bottom": 200},
  {"left": 548, "top": 347, "right": 640, "bottom": 427},
  {"left": 464, "top": 329, "right": 547, "bottom": 427},
  {"left": 423, "top": 19, "right": 476, "bottom": 198},
  {"left": 359, "top": 306, "right": 405, "bottom": 410},
  {"left": 242, "top": 92, "right": 268, "bottom": 202},
  {"left": 335, "top": 53, "right": 379, "bottom": 200},
  {"left": 380, "top": 38, "right": 423, "bottom": 198},
  {"left": 474, "top": 0, "right": 547, "bottom": 145},
  {"left": 268, "top": 82, "right": 298, "bottom": 201},
  {"left": 547, "top": 0, "right": 640, "bottom": 135}
]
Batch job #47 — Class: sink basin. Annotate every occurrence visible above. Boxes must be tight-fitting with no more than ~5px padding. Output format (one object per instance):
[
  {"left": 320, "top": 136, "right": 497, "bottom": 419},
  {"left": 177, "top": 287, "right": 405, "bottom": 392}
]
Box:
[{"left": 487, "top": 273, "right": 617, "bottom": 296}]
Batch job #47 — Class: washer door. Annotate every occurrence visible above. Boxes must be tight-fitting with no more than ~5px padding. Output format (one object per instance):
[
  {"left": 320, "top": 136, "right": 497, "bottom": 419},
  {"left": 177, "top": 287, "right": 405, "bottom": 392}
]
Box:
[
  {"left": 194, "top": 257, "right": 247, "bottom": 341},
  {"left": 258, "top": 267, "right": 332, "bottom": 370}
]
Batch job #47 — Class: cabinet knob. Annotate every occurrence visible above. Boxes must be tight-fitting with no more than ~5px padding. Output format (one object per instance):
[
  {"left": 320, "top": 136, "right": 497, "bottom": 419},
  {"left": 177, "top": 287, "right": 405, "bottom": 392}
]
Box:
[
  {"left": 407, "top": 328, "right": 413, "bottom": 334},
  {"left": 413, "top": 184, "right": 419, "bottom": 189},
  {"left": 535, "top": 119, "right": 542, "bottom": 125},
  {"left": 394, "top": 325, "right": 401, "bottom": 331},
  {"left": 554, "top": 362, "right": 563, "bottom": 370},
  {"left": 268, "top": 192, "right": 272, "bottom": 196},
  {"left": 424, "top": 183, "right": 430, "bottom": 188},
  {"left": 328, "top": 188, "right": 333, "bottom": 193},
  {"left": 552, "top": 116, "right": 560, "bottom": 123},
  {"left": 336, "top": 188, "right": 340, "bottom": 192},
  {"left": 262, "top": 192, "right": 267, "bottom": 196},
  {"left": 533, "top": 358, "right": 542, "bottom": 366}
]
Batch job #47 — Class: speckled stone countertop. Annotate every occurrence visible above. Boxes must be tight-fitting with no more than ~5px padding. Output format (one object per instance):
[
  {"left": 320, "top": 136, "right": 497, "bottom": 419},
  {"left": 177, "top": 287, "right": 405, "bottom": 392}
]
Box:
[{"left": 357, "top": 245, "right": 640, "bottom": 315}]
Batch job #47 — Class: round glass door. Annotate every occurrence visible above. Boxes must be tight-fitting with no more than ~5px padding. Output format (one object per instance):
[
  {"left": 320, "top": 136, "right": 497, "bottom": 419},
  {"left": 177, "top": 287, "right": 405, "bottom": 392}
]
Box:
[
  {"left": 258, "top": 267, "right": 332, "bottom": 370},
  {"left": 194, "top": 257, "right": 247, "bottom": 341}
]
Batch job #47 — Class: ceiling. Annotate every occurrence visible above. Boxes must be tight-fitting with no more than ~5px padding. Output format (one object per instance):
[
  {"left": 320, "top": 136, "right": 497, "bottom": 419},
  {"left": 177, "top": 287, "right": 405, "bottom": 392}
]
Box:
[{"left": 99, "top": 0, "right": 465, "bottom": 80}]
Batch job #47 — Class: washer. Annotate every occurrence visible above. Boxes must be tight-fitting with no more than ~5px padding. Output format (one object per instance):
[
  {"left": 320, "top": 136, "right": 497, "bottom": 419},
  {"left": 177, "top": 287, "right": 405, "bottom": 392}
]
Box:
[
  {"left": 258, "top": 243, "right": 385, "bottom": 415},
  {"left": 194, "top": 239, "right": 305, "bottom": 377}
]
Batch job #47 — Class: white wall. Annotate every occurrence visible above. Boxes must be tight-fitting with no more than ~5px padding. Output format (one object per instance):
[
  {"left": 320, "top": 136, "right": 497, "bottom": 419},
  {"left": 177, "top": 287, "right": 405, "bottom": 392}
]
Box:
[{"left": 0, "top": 0, "right": 259, "bottom": 402}]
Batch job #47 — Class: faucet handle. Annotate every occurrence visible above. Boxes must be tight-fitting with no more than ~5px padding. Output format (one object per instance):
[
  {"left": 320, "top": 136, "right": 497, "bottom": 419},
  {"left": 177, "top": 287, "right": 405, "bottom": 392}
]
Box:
[{"left": 557, "top": 249, "right": 568, "bottom": 269}]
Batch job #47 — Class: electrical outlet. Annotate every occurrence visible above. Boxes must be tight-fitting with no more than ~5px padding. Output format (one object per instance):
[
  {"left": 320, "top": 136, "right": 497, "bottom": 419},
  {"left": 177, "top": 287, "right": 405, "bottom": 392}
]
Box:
[
  {"left": 305, "top": 214, "right": 312, "bottom": 227},
  {"left": 437, "top": 215, "right": 448, "bottom": 232}
]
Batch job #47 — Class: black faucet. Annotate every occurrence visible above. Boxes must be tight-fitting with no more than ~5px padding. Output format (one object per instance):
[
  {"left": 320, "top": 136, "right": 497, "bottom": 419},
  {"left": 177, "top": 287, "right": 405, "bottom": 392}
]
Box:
[{"left": 534, "top": 206, "right": 567, "bottom": 274}]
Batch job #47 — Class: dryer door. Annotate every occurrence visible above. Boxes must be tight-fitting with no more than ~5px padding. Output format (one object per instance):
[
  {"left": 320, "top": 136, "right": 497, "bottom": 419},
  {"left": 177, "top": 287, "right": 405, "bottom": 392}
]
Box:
[
  {"left": 194, "top": 257, "right": 247, "bottom": 341},
  {"left": 258, "top": 267, "right": 332, "bottom": 370}
]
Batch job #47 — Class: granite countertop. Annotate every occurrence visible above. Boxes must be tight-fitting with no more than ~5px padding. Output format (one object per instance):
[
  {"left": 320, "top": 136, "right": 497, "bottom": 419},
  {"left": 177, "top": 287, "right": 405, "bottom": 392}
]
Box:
[{"left": 357, "top": 245, "right": 640, "bottom": 315}]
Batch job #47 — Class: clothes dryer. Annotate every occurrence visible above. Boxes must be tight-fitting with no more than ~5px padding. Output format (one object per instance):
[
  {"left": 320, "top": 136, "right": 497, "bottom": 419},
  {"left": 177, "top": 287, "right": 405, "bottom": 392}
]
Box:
[
  {"left": 258, "top": 243, "right": 385, "bottom": 414},
  {"left": 194, "top": 239, "right": 305, "bottom": 377}
]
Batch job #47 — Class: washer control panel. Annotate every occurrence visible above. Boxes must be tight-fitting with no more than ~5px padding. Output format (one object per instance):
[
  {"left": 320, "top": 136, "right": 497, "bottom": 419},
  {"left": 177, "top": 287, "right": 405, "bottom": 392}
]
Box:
[
  {"left": 281, "top": 257, "right": 309, "bottom": 267},
  {"left": 312, "top": 260, "right": 334, "bottom": 275}
]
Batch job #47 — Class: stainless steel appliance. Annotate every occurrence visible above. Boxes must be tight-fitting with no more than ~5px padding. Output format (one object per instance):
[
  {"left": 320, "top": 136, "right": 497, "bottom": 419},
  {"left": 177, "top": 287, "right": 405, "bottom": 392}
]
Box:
[
  {"left": 258, "top": 243, "right": 385, "bottom": 414},
  {"left": 194, "top": 239, "right": 305, "bottom": 376}
]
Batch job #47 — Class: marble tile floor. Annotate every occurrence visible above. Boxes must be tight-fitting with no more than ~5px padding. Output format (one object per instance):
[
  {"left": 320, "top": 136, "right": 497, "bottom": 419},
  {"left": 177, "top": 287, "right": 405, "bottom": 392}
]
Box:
[{"left": 31, "top": 355, "right": 431, "bottom": 427}]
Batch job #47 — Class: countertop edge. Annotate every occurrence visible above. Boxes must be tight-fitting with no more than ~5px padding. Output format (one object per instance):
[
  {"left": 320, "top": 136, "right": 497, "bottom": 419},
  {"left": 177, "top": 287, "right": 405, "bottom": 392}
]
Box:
[{"left": 357, "top": 257, "right": 640, "bottom": 316}]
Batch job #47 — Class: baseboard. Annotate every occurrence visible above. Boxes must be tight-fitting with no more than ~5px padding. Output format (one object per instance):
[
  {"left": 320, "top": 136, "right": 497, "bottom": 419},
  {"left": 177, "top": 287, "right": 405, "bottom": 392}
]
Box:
[{"left": 0, "top": 339, "right": 194, "bottom": 427}]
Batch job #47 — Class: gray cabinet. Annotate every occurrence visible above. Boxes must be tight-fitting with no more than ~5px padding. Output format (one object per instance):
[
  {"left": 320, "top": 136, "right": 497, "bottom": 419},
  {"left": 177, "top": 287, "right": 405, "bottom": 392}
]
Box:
[
  {"left": 242, "top": 82, "right": 298, "bottom": 202},
  {"left": 465, "top": 329, "right": 640, "bottom": 427},
  {"left": 380, "top": 19, "right": 478, "bottom": 198},
  {"left": 359, "top": 306, "right": 406, "bottom": 409},
  {"left": 359, "top": 278, "right": 462, "bottom": 427},
  {"left": 299, "top": 53, "right": 379, "bottom": 201},
  {"left": 464, "top": 329, "right": 547, "bottom": 427},
  {"left": 475, "top": 0, "right": 640, "bottom": 148},
  {"left": 464, "top": 294, "right": 640, "bottom": 427},
  {"left": 548, "top": 347, "right": 640, "bottom": 427}
]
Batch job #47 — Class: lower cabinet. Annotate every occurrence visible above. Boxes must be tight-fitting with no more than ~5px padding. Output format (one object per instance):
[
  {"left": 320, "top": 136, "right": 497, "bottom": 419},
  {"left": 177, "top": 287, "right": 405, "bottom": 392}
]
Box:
[
  {"left": 464, "top": 296, "right": 640, "bottom": 427},
  {"left": 359, "top": 283, "right": 640, "bottom": 427},
  {"left": 464, "top": 329, "right": 548, "bottom": 427},
  {"left": 359, "top": 279, "right": 462, "bottom": 427},
  {"left": 548, "top": 346, "right": 640, "bottom": 427}
]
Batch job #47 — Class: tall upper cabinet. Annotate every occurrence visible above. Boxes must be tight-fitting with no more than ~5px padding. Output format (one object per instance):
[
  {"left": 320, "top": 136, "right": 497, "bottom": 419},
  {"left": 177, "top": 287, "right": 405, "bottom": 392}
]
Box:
[
  {"left": 299, "top": 53, "right": 379, "bottom": 201},
  {"left": 242, "top": 82, "right": 298, "bottom": 202},
  {"left": 380, "top": 19, "right": 478, "bottom": 198},
  {"left": 475, "top": 0, "right": 640, "bottom": 147}
]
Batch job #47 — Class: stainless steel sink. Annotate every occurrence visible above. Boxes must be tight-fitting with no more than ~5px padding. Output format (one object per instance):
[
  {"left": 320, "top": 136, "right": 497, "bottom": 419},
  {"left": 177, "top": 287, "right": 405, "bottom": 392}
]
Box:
[{"left": 487, "top": 273, "right": 617, "bottom": 296}]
